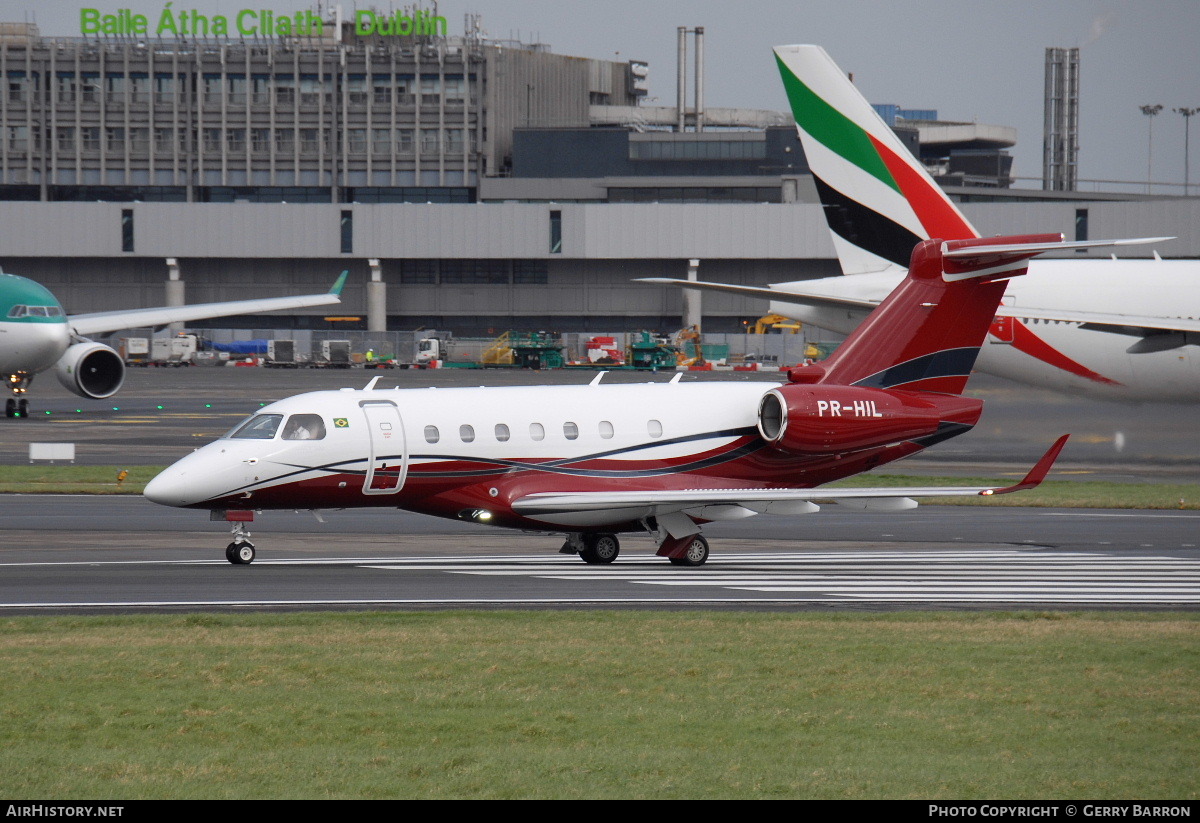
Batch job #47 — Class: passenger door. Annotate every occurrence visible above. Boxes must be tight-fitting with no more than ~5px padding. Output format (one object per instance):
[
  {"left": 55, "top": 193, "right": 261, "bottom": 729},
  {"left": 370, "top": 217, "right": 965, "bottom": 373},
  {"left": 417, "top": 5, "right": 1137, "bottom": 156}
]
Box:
[{"left": 360, "top": 400, "right": 407, "bottom": 495}]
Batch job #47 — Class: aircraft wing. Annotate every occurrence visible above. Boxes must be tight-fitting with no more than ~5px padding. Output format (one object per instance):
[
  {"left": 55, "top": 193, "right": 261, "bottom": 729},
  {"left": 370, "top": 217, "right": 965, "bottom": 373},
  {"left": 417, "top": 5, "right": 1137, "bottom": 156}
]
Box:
[
  {"left": 640, "top": 272, "right": 1200, "bottom": 352},
  {"left": 994, "top": 304, "right": 1200, "bottom": 350},
  {"left": 635, "top": 277, "right": 876, "bottom": 311},
  {"left": 68, "top": 271, "right": 348, "bottom": 337},
  {"left": 514, "top": 436, "right": 1068, "bottom": 517}
]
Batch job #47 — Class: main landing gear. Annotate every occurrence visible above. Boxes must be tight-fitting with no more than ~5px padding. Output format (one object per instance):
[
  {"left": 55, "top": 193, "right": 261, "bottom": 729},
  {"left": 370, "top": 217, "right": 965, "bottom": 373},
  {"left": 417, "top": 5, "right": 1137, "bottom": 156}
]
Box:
[
  {"left": 559, "top": 531, "right": 711, "bottom": 567},
  {"left": 560, "top": 533, "right": 621, "bottom": 564},
  {"left": 667, "top": 535, "right": 710, "bottom": 567}
]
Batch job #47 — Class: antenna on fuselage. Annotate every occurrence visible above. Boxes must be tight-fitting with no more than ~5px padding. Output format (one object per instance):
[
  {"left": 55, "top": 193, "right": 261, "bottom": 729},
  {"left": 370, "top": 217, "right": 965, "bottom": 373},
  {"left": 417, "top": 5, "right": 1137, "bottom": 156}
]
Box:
[{"left": 363, "top": 376, "right": 382, "bottom": 391}]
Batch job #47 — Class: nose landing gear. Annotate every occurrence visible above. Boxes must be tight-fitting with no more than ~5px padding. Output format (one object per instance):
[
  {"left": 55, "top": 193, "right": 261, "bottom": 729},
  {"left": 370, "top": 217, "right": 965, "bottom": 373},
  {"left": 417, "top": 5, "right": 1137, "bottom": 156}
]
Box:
[
  {"left": 5, "top": 373, "right": 32, "bottom": 418},
  {"left": 4, "top": 397, "right": 29, "bottom": 418},
  {"left": 222, "top": 514, "right": 256, "bottom": 565}
]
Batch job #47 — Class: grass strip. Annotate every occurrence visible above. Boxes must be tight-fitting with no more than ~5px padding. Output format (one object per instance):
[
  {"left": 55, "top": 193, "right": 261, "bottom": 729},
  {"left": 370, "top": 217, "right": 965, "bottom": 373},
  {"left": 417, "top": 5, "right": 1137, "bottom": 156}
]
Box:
[
  {"left": 0, "top": 611, "right": 1195, "bottom": 800},
  {"left": 0, "top": 465, "right": 167, "bottom": 495}
]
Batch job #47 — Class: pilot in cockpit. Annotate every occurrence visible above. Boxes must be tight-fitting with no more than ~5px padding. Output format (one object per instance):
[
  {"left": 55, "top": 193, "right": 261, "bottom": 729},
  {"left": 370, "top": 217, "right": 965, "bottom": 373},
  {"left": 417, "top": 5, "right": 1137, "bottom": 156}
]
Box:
[{"left": 282, "top": 414, "right": 326, "bottom": 441}]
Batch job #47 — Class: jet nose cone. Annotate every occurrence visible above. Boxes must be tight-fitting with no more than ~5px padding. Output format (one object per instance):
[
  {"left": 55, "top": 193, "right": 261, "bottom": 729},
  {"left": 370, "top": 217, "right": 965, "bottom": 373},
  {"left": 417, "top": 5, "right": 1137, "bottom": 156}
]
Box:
[{"left": 144, "top": 467, "right": 194, "bottom": 507}]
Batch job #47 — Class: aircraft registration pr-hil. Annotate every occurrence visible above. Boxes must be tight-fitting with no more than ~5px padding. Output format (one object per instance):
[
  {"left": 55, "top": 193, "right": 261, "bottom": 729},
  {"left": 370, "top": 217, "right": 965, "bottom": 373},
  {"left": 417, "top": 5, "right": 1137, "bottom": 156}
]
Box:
[
  {"left": 639, "top": 45, "right": 1200, "bottom": 402},
  {"left": 0, "top": 270, "right": 346, "bottom": 418},
  {"left": 147, "top": 227, "right": 1091, "bottom": 566}
]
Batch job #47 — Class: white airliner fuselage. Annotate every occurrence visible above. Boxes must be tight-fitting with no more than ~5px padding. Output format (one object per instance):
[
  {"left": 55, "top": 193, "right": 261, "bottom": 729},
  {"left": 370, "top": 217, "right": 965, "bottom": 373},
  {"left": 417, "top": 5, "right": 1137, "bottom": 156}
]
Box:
[
  {"left": 764, "top": 259, "right": 1200, "bottom": 402},
  {"left": 0, "top": 320, "right": 70, "bottom": 376}
]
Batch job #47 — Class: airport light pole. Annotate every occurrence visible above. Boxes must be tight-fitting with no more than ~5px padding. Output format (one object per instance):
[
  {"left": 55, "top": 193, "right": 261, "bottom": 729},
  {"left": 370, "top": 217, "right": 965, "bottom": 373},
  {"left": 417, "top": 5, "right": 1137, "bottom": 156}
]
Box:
[
  {"left": 1176, "top": 107, "right": 1199, "bottom": 195},
  {"left": 1139, "top": 104, "right": 1163, "bottom": 194}
]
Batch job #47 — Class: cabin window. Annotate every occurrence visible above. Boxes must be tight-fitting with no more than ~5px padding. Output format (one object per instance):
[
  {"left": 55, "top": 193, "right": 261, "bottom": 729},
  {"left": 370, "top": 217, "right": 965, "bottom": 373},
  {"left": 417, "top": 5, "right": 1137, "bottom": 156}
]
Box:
[
  {"left": 229, "top": 413, "right": 284, "bottom": 440},
  {"left": 460, "top": 424, "right": 475, "bottom": 443},
  {"left": 494, "top": 423, "right": 511, "bottom": 442},
  {"left": 647, "top": 419, "right": 663, "bottom": 438},
  {"left": 529, "top": 422, "right": 545, "bottom": 441},
  {"left": 282, "top": 414, "right": 326, "bottom": 441},
  {"left": 599, "top": 421, "right": 614, "bottom": 439},
  {"left": 424, "top": 425, "right": 440, "bottom": 444},
  {"left": 563, "top": 422, "right": 579, "bottom": 440}
]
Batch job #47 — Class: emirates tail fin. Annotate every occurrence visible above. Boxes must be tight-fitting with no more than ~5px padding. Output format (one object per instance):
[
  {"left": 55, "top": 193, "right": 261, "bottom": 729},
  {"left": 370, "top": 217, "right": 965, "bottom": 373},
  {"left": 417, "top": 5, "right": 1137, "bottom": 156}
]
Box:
[{"left": 773, "top": 44, "right": 979, "bottom": 275}]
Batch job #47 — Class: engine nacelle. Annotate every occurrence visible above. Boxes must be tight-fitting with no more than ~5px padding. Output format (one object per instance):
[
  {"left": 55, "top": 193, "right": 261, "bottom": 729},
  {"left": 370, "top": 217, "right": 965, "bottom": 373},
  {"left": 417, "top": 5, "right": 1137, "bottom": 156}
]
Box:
[
  {"left": 757, "top": 384, "right": 983, "bottom": 455},
  {"left": 55, "top": 342, "right": 126, "bottom": 399}
]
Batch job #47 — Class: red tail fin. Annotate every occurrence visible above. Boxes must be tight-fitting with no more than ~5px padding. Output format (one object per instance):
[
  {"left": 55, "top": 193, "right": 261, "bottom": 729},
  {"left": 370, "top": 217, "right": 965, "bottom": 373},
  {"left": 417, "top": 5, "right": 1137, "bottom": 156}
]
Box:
[{"left": 815, "top": 233, "right": 1063, "bottom": 395}]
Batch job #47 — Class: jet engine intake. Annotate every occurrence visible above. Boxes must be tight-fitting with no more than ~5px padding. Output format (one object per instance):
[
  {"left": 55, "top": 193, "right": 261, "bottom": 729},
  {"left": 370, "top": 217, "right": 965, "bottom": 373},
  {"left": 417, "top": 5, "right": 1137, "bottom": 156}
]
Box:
[
  {"left": 55, "top": 341, "right": 126, "bottom": 399},
  {"left": 757, "top": 384, "right": 982, "bottom": 455}
]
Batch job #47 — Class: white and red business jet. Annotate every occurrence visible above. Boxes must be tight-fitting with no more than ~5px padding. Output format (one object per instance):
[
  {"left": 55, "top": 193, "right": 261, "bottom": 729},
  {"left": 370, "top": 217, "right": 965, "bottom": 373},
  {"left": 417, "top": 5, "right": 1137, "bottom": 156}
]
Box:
[{"left": 145, "top": 225, "right": 1155, "bottom": 566}]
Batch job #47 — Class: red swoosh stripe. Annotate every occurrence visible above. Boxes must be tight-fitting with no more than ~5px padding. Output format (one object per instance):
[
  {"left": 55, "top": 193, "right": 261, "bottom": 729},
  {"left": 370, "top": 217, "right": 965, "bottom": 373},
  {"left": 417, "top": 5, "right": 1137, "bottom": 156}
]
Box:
[
  {"left": 867, "top": 133, "right": 977, "bottom": 241},
  {"left": 991, "top": 317, "right": 1122, "bottom": 385}
]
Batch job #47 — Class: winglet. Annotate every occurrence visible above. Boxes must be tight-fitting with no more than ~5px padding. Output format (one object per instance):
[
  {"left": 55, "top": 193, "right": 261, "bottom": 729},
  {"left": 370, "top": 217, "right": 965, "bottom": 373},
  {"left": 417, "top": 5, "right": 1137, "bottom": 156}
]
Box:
[
  {"left": 982, "top": 434, "right": 1070, "bottom": 496},
  {"left": 330, "top": 270, "right": 349, "bottom": 296}
]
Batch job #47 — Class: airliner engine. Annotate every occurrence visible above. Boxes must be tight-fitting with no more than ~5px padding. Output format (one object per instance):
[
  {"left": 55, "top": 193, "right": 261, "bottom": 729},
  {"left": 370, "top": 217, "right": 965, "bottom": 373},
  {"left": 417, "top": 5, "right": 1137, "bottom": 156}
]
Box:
[{"left": 55, "top": 341, "right": 125, "bottom": 399}]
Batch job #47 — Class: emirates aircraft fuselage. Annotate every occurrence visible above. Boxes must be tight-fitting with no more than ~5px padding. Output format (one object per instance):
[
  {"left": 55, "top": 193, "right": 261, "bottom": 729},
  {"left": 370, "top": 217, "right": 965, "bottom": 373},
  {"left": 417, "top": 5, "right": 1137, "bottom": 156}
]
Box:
[{"left": 769, "top": 259, "right": 1200, "bottom": 402}]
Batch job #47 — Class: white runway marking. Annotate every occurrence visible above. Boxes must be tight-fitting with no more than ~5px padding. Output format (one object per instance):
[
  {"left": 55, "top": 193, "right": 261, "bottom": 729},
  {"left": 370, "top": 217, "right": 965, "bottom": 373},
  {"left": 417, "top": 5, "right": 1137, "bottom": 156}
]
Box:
[
  {"left": 366, "top": 549, "right": 1200, "bottom": 604},
  {"left": 5, "top": 549, "right": 1198, "bottom": 609}
]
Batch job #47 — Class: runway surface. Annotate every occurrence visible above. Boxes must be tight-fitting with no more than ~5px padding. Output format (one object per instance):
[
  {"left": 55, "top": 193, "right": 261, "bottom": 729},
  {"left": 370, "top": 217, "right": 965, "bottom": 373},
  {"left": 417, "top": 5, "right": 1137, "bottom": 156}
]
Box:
[{"left": 0, "top": 496, "right": 1196, "bottom": 614}]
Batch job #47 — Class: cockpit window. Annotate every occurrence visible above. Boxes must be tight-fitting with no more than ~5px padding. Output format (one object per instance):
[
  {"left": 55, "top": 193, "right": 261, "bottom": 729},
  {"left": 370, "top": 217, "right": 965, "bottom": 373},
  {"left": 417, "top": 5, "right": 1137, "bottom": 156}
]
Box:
[
  {"left": 6, "top": 305, "right": 63, "bottom": 318},
  {"left": 228, "top": 413, "right": 284, "bottom": 440},
  {"left": 282, "top": 414, "right": 326, "bottom": 441}
]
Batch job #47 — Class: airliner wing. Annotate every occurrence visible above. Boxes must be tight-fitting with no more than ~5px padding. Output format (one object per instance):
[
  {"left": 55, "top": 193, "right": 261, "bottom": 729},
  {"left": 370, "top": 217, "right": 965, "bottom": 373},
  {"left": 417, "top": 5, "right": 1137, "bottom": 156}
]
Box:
[
  {"left": 995, "top": 304, "right": 1200, "bottom": 349},
  {"left": 513, "top": 436, "right": 1068, "bottom": 517},
  {"left": 635, "top": 277, "right": 876, "bottom": 311},
  {"left": 68, "top": 271, "right": 348, "bottom": 337}
]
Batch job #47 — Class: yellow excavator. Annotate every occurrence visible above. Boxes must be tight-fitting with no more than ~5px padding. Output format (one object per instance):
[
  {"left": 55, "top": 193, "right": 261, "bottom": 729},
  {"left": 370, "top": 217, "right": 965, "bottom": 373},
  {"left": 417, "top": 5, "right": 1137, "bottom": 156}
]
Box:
[
  {"left": 745, "top": 314, "right": 802, "bottom": 334},
  {"left": 673, "top": 326, "right": 704, "bottom": 366}
]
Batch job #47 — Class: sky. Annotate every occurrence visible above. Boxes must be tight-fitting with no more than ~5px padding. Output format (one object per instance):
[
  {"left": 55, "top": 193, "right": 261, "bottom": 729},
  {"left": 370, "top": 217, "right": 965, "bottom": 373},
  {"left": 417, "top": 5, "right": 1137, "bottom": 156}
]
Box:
[{"left": 5, "top": 0, "right": 1198, "bottom": 190}]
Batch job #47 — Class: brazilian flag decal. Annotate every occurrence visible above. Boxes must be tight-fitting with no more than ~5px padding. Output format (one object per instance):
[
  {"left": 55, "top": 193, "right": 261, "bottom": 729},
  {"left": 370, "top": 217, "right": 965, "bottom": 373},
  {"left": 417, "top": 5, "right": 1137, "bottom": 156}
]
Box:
[{"left": 333, "top": 418, "right": 349, "bottom": 428}]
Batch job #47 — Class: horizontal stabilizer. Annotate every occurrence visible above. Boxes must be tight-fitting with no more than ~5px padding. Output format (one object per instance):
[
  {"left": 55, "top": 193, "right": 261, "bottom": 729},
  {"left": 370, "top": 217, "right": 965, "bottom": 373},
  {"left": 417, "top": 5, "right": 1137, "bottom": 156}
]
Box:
[
  {"left": 942, "top": 236, "right": 1175, "bottom": 282},
  {"left": 943, "top": 236, "right": 1174, "bottom": 260}
]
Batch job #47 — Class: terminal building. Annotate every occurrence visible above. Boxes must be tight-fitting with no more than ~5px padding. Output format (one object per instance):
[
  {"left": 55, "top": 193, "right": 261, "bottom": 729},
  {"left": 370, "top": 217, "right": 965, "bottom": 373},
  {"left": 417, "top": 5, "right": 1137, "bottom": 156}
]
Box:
[{"left": 1, "top": 14, "right": 1197, "bottom": 335}]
